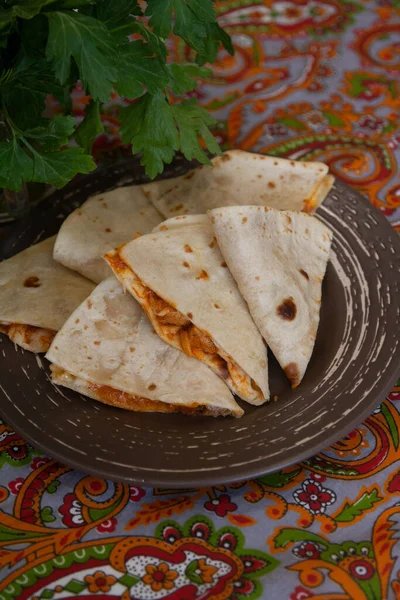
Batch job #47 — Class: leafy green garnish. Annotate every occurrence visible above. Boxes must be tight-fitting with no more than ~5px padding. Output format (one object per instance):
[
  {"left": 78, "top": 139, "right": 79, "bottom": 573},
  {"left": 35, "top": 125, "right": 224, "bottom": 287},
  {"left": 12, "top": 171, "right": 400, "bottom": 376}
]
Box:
[{"left": 0, "top": 0, "right": 233, "bottom": 191}]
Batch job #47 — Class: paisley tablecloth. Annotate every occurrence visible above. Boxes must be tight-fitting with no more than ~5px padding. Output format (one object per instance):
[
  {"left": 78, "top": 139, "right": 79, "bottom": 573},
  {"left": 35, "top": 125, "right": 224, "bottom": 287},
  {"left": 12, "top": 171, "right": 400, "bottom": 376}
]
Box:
[{"left": 1, "top": 2, "right": 400, "bottom": 599}]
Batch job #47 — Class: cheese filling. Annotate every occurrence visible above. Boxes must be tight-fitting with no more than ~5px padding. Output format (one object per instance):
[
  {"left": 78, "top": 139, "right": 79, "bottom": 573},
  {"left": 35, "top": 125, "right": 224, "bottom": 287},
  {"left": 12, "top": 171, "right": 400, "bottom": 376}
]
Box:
[
  {"left": 105, "top": 252, "right": 263, "bottom": 403},
  {"left": 50, "top": 365, "right": 234, "bottom": 417},
  {"left": 0, "top": 322, "right": 56, "bottom": 353}
]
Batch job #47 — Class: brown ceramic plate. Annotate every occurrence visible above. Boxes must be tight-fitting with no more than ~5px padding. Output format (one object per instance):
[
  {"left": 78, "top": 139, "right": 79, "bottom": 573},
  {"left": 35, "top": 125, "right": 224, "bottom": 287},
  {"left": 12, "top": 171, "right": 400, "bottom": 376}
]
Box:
[{"left": 0, "top": 157, "right": 399, "bottom": 487}]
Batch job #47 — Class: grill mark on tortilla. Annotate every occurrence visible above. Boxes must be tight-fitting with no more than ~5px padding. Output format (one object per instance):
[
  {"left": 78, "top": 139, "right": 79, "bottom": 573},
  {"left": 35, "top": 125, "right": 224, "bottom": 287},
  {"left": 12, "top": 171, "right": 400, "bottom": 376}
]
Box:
[
  {"left": 197, "top": 270, "right": 209, "bottom": 280},
  {"left": 277, "top": 297, "right": 297, "bottom": 321},
  {"left": 284, "top": 362, "right": 300, "bottom": 388},
  {"left": 24, "top": 276, "right": 41, "bottom": 288},
  {"left": 299, "top": 269, "right": 309, "bottom": 280}
]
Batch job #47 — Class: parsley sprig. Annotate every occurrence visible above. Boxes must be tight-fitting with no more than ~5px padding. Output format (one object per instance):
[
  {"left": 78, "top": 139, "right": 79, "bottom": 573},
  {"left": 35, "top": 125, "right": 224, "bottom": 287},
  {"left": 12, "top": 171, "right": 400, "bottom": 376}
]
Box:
[{"left": 0, "top": 0, "right": 233, "bottom": 191}]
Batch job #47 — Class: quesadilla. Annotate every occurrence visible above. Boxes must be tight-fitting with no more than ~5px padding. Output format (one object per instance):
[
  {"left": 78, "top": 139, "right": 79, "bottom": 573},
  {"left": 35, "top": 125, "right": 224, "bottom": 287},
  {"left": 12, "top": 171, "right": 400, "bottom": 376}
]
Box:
[
  {"left": 210, "top": 206, "right": 333, "bottom": 388},
  {"left": 105, "top": 215, "right": 269, "bottom": 405},
  {"left": 46, "top": 278, "right": 243, "bottom": 417},
  {"left": 54, "top": 186, "right": 163, "bottom": 283},
  {"left": 141, "top": 150, "right": 334, "bottom": 217},
  {"left": 0, "top": 237, "right": 95, "bottom": 353}
]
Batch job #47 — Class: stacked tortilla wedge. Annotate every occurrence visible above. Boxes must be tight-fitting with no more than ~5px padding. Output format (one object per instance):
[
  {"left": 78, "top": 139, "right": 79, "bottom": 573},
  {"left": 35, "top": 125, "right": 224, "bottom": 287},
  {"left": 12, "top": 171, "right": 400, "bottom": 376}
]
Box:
[
  {"left": 142, "top": 149, "right": 334, "bottom": 217},
  {"left": 47, "top": 278, "right": 243, "bottom": 417},
  {"left": 209, "top": 206, "right": 333, "bottom": 388},
  {"left": 0, "top": 237, "right": 95, "bottom": 352}
]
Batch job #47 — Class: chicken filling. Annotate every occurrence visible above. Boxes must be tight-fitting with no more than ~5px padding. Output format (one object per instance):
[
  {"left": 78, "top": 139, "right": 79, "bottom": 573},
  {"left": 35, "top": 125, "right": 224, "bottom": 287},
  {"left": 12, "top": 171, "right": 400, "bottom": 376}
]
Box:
[
  {"left": 0, "top": 322, "right": 56, "bottom": 352},
  {"left": 50, "top": 365, "right": 231, "bottom": 416}
]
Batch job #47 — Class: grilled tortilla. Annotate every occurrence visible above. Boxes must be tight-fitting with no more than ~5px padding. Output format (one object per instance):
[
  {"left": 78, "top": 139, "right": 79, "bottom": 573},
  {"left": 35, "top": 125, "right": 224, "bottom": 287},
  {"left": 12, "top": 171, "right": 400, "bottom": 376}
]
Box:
[
  {"left": 0, "top": 237, "right": 95, "bottom": 352},
  {"left": 142, "top": 150, "right": 334, "bottom": 218},
  {"left": 210, "top": 206, "right": 333, "bottom": 388},
  {"left": 105, "top": 215, "right": 269, "bottom": 405},
  {"left": 46, "top": 278, "right": 243, "bottom": 417},
  {"left": 54, "top": 186, "right": 163, "bottom": 283}
]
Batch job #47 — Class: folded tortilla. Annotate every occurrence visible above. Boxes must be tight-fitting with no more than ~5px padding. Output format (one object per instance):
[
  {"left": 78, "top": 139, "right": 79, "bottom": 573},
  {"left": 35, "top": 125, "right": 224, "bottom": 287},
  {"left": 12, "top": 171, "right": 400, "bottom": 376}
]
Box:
[
  {"left": 210, "top": 206, "right": 333, "bottom": 388},
  {"left": 46, "top": 278, "right": 243, "bottom": 417},
  {"left": 105, "top": 215, "right": 269, "bottom": 405},
  {"left": 0, "top": 237, "right": 95, "bottom": 353},
  {"left": 142, "top": 150, "right": 334, "bottom": 218},
  {"left": 53, "top": 186, "right": 163, "bottom": 283}
]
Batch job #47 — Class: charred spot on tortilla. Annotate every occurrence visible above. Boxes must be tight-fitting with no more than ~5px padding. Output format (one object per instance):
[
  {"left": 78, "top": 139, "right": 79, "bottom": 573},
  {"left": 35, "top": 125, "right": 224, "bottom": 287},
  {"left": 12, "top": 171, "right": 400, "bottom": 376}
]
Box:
[
  {"left": 211, "top": 216, "right": 215, "bottom": 224},
  {"left": 87, "top": 300, "right": 93, "bottom": 309},
  {"left": 255, "top": 276, "right": 260, "bottom": 280},
  {"left": 274, "top": 161, "right": 278, "bottom": 166},
  {"left": 209, "top": 239, "right": 216, "bottom": 248},
  {"left": 148, "top": 384, "right": 157, "bottom": 391},
  {"left": 173, "top": 204, "right": 183, "bottom": 212},
  {"left": 103, "top": 202, "right": 108, "bottom": 208},
  {"left": 94, "top": 340, "right": 100, "bottom": 345},
  {"left": 221, "top": 262, "right": 228, "bottom": 268},
  {"left": 197, "top": 270, "right": 209, "bottom": 280},
  {"left": 184, "top": 171, "right": 195, "bottom": 179},
  {"left": 268, "top": 182, "right": 276, "bottom": 189},
  {"left": 184, "top": 244, "right": 193, "bottom": 253},
  {"left": 105, "top": 228, "right": 112, "bottom": 232},
  {"left": 285, "top": 215, "right": 292, "bottom": 225},
  {"left": 183, "top": 261, "right": 190, "bottom": 268},
  {"left": 290, "top": 161, "right": 295, "bottom": 166},
  {"left": 214, "top": 303, "right": 220, "bottom": 309},
  {"left": 277, "top": 297, "right": 297, "bottom": 321},
  {"left": 284, "top": 362, "right": 300, "bottom": 387},
  {"left": 299, "top": 269, "right": 309, "bottom": 280},
  {"left": 130, "top": 347, "right": 135, "bottom": 352},
  {"left": 242, "top": 217, "right": 247, "bottom": 223},
  {"left": 24, "top": 276, "right": 41, "bottom": 288},
  {"left": 187, "top": 312, "right": 193, "bottom": 319},
  {"left": 75, "top": 319, "right": 80, "bottom": 324},
  {"left": 159, "top": 225, "right": 168, "bottom": 231}
]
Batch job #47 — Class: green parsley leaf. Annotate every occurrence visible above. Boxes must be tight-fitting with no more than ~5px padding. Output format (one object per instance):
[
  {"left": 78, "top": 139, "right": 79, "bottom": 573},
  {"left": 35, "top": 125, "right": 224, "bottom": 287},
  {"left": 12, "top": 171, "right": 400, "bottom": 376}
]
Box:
[
  {"left": 129, "top": 20, "right": 167, "bottom": 61},
  {"left": 30, "top": 146, "right": 96, "bottom": 188},
  {"left": 0, "top": 0, "right": 56, "bottom": 24},
  {"left": 116, "top": 40, "right": 168, "bottom": 99},
  {"left": 187, "top": 0, "right": 216, "bottom": 22},
  {"left": 75, "top": 100, "right": 103, "bottom": 153},
  {"left": 145, "top": 0, "right": 173, "bottom": 39},
  {"left": 172, "top": 99, "right": 221, "bottom": 163},
  {"left": 96, "top": 0, "right": 140, "bottom": 25},
  {"left": 46, "top": 11, "right": 117, "bottom": 101},
  {"left": 167, "top": 63, "right": 212, "bottom": 94},
  {"left": 120, "top": 92, "right": 178, "bottom": 179},
  {"left": 196, "top": 22, "right": 234, "bottom": 66},
  {"left": 24, "top": 114, "right": 75, "bottom": 152},
  {"left": 173, "top": 1, "right": 207, "bottom": 55},
  {"left": 0, "top": 139, "right": 33, "bottom": 191}
]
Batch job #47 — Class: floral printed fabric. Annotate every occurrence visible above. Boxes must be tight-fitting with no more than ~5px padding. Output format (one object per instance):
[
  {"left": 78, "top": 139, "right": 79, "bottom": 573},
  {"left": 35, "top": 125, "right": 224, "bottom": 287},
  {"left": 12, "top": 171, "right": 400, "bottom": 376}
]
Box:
[{"left": 0, "top": 2, "right": 400, "bottom": 599}]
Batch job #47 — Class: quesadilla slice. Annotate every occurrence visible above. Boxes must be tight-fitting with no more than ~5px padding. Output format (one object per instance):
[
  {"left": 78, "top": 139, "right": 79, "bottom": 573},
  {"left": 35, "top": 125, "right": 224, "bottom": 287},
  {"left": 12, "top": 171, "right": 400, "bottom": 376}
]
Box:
[
  {"left": 210, "top": 206, "right": 333, "bottom": 388},
  {"left": 105, "top": 216, "right": 269, "bottom": 405},
  {"left": 54, "top": 186, "right": 163, "bottom": 283},
  {"left": 46, "top": 278, "right": 243, "bottom": 417},
  {"left": 0, "top": 237, "right": 95, "bottom": 353},
  {"left": 142, "top": 150, "right": 334, "bottom": 217}
]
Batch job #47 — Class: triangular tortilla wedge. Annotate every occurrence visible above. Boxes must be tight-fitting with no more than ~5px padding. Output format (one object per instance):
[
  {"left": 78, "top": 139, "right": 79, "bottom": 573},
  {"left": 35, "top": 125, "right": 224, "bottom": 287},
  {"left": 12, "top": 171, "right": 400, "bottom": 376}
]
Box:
[
  {"left": 142, "top": 150, "right": 334, "bottom": 217},
  {"left": 209, "top": 206, "right": 333, "bottom": 388},
  {"left": 0, "top": 237, "right": 95, "bottom": 352},
  {"left": 54, "top": 186, "right": 163, "bottom": 283},
  {"left": 105, "top": 215, "right": 269, "bottom": 405},
  {"left": 46, "top": 278, "right": 243, "bottom": 418}
]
